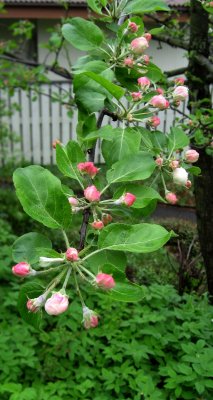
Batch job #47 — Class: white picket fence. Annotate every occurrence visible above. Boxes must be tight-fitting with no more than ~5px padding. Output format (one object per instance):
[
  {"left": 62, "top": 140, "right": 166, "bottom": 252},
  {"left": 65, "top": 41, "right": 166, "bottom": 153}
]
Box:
[{"left": 1, "top": 81, "right": 189, "bottom": 165}]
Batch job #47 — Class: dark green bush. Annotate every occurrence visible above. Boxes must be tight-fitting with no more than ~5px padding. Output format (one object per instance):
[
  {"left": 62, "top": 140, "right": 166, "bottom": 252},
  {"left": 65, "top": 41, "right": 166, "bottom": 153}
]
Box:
[{"left": 0, "top": 280, "right": 213, "bottom": 400}]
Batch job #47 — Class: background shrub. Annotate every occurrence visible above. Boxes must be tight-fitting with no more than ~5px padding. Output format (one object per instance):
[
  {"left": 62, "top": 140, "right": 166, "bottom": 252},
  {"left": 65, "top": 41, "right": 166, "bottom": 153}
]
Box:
[{"left": 0, "top": 279, "right": 213, "bottom": 400}]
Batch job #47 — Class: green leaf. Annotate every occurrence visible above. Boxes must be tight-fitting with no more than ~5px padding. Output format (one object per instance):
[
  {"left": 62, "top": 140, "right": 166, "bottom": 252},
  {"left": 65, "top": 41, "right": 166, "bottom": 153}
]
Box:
[
  {"left": 74, "top": 74, "right": 107, "bottom": 113},
  {"left": 98, "top": 223, "right": 173, "bottom": 253},
  {"left": 115, "top": 67, "right": 141, "bottom": 91},
  {"left": 146, "top": 63, "right": 164, "bottom": 82},
  {"left": 149, "top": 26, "right": 165, "bottom": 35},
  {"left": 138, "top": 128, "right": 167, "bottom": 153},
  {"left": 36, "top": 248, "right": 64, "bottom": 259},
  {"left": 107, "top": 152, "right": 156, "bottom": 184},
  {"left": 61, "top": 184, "right": 74, "bottom": 197},
  {"left": 102, "top": 127, "right": 141, "bottom": 165},
  {"left": 83, "top": 71, "right": 125, "bottom": 100},
  {"left": 100, "top": 263, "right": 126, "bottom": 280},
  {"left": 123, "top": 0, "right": 170, "bottom": 14},
  {"left": 18, "top": 282, "right": 44, "bottom": 329},
  {"left": 87, "top": 0, "right": 104, "bottom": 14},
  {"left": 56, "top": 142, "right": 85, "bottom": 183},
  {"left": 187, "top": 166, "right": 201, "bottom": 176},
  {"left": 0, "top": 384, "right": 22, "bottom": 394},
  {"left": 12, "top": 232, "right": 52, "bottom": 264},
  {"left": 82, "top": 125, "right": 116, "bottom": 142},
  {"left": 167, "top": 127, "right": 190, "bottom": 151},
  {"left": 13, "top": 166, "right": 72, "bottom": 229},
  {"left": 86, "top": 250, "right": 126, "bottom": 273},
  {"left": 66, "top": 141, "right": 85, "bottom": 163},
  {"left": 195, "top": 382, "right": 205, "bottom": 395},
  {"left": 114, "top": 184, "right": 165, "bottom": 208},
  {"left": 72, "top": 60, "right": 112, "bottom": 76},
  {"left": 107, "top": 281, "right": 144, "bottom": 302},
  {"left": 62, "top": 18, "right": 104, "bottom": 51}
]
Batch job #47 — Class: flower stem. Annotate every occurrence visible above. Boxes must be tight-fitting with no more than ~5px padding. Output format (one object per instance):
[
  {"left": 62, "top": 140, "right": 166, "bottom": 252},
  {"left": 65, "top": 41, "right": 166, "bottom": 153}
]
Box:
[
  {"left": 73, "top": 268, "right": 85, "bottom": 306},
  {"left": 81, "top": 248, "right": 104, "bottom": 263},
  {"left": 62, "top": 230, "right": 70, "bottom": 248},
  {"left": 161, "top": 173, "right": 168, "bottom": 193},
  {"left": 78, "top": 264, "right": 96, "bottom": 280},
  {"left": 62, "top": 267, "right": 72, "bottom": 290},
  {"left": 35, "top": 264, "right": 67, "bottom": 276},
  {"left": 44, "top": 269, "right": 67, "bottom": 295}
]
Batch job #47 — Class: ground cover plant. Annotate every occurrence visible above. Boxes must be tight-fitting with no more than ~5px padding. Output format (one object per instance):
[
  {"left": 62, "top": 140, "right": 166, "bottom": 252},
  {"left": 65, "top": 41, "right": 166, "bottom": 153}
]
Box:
[{"left": 0, "top": 278, "right": 213, "bottom": 400}]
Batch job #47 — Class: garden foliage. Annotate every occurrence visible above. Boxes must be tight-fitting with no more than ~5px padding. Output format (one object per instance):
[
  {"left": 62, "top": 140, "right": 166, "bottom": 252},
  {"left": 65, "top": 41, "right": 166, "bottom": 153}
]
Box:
[{"left": 0, "top": 281, "right": 213, "bottom": 400}]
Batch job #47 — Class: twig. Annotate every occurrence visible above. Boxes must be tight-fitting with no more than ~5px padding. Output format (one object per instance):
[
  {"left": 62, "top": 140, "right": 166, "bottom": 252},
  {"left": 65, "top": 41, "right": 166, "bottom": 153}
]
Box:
[
  {"left": 165, "top": 67, "right": 187, "bottom": 77},
  {"left": 152, "top": 34, "right": 189, "bottom": 50},
  {"left": 78, "top": 209, "right": 91, "bottom": 252},
  {"left": 0, "top": 53, "right": 72, "bottom": 80},
  {"left": 170, "top": 105, "right": 189, "bottom": 119}
]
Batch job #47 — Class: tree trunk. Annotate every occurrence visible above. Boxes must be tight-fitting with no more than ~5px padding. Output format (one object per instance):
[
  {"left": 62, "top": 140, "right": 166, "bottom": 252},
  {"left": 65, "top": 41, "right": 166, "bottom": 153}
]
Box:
[{"left": 188, "top": 0, "right": 213, "bottom": 301}]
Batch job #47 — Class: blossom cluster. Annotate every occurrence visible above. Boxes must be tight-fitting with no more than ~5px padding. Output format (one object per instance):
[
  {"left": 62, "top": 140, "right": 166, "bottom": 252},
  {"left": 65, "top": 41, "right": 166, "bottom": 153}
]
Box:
[
  {"left": 155, "top": 149, "right": 199, "bottom": 205},
  {"left": 121, "top": 26, "right": 189, "bottom": 126},
  {"left": 12, "top": 161, "right": 138, "bottom": 329}
]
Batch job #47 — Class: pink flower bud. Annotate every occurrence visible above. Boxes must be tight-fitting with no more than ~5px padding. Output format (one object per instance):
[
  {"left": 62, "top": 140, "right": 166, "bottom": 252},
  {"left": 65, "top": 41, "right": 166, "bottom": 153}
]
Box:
[
  {"left": 27, "top": 295, "right": 46, "bottom": 313},
  {"left": 186, "top": 179, "right": 192, "bottom": 188},
  {"left": 143, "top": 55, "right": 150, "bottom": 65},
  {"left": 128, "top": 21, "right": 139, "bottom": 33},
  {"left": 185, "top": 149, "right": 199, "bottom": 163},
  {"left": 150, "top": 95, "right": 169, "bottom": 110},
  {"left": 169, "top": 160, "right": 179, "bottom": 170},
  {"left": 96, "top": 273, "right": 115, "bottom": 290},
  {"left": 131, "top": 37, "right": 149, "bottom": 54},
  {"left": 84, "top": 185, "right": 101, "bottom": 202},
  {"left": 124, "top": 193, "right": 136, "bottom": 207},
  {"left": 188, "top": 119, "right": 194, "bottom": 127},
  {"left": 115, "top": 192, "right": 136, "bottom": 207},
  {"left": 173, "top": 100, "right": 181, "bottom": 107},
  {"left": 77, "top": 162, "right": 99, "bottom": 178},
  {"left": 12, "top": 262, "right": 31, "bottom": 277},
  {"left": 173, "top": 86, "right": 188, "bottom": 101},
  {"left": 148, "top": 116, "right": 161, "bottom": 128},
  {"left": 173, "top": 167, "right": 188, "bottom": 186},
  {"left": 124, "top": 57, "right": 134, "bottom": 68},
  {"left": 156, "top": 88, "right": 164, "bottom": 95},
  {"left": 137, "top": 76, "right": 150, "bottom": 89},
  {"left": 155, "top": 157, "right": 163, "bottom": 167},
  {"left": 45, "top": 292, "right": 69, "bottom": 316},
  {"left": 102, "top": 213, "right": 113, "bottom": 225},
  {"left": 82, "top": 306, "right": 98, "bottom": 329},
  {"left": 174, "top": 77, "right": 185, "bottom": 85},
  {"left": 127, "top": 113, "right": 133, "bottom": 122},
  {"left": 131, "top": 92, "right": 142, "bottom": 101},
  {"left": 209, "top": 1, "right": 213, "bottom": 6},
  {"left": 52, "top": 139, "right": 61, "bottom": 149},
  {"left": 91, "top": 220, "right": 104, "bottom": 230},
  {"left": 165, "top": 192, "right": 178, "bottom": 205},
  {"left": 144, "top": 32, "right": 152, "bottom": 41},
  {"left": 68, "top": 197, "right": 78, "bottom": 206},
  {"left": 66, "top": 247, "right": 79, "bottom": 261}
]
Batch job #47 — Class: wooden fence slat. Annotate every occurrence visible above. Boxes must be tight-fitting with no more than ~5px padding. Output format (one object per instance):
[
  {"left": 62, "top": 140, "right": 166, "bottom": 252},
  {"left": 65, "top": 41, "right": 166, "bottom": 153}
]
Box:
[{"left": 1, "top": 82, "right": 212, "bottom": 165}]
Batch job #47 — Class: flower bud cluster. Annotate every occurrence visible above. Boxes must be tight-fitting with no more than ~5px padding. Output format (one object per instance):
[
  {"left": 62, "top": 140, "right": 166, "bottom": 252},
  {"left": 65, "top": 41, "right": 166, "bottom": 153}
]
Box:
[
  {"left": 160, "top": 147, "right": 199, "bottom": 205},
  {"left": 122, "top": 27, "right": 152, "bottom": 71}
]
